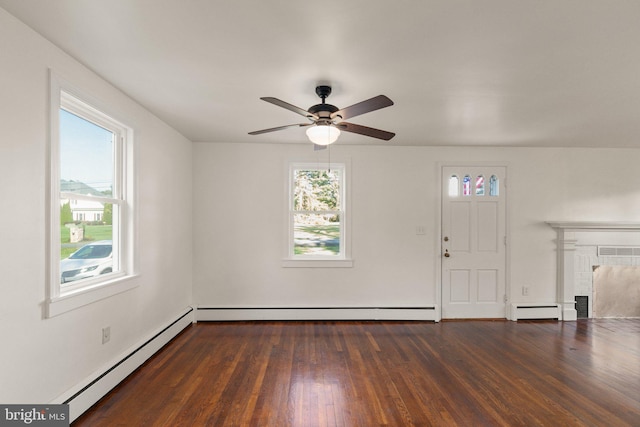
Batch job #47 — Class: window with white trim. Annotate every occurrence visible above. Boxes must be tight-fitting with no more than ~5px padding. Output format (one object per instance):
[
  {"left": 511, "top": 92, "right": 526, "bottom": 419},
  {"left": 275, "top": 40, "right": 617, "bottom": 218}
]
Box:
[
  {"left": 48, "top": 76, "right": 136, "bottom": 316},
  {"left": 287, "top": 163, "right": 348, "bottom": 262}
]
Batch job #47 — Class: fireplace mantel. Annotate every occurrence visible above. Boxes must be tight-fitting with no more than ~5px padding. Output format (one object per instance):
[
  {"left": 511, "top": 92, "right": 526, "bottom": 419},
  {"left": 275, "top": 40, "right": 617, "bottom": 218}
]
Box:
[{"left": 547, "top": 221, "right": 640, "bottom": 320}]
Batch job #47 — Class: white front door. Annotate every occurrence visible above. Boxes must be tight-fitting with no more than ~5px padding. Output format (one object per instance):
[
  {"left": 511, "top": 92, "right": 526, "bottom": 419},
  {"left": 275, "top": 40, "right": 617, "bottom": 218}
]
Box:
[{"left": 441, "top": 166, "right": 507, "bottom": 319}]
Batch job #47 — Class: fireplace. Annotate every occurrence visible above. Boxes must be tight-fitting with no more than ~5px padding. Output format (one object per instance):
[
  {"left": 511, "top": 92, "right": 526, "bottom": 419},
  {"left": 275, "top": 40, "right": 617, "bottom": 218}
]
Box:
[{"left": 547, "top": 222, "right": 640, "bottom": 320}]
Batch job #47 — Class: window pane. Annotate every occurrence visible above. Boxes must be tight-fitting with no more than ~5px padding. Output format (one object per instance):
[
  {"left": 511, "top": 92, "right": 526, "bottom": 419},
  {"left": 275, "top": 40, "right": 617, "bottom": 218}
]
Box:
[
  {"left": 294, "top": 169, "right": 341, "bottom": 211},
  {"left": 448, "top": 175, "right": 459, "bottom": 197},
  {"left": 293, "top": 213, "right": 340, "bottom": 256},
  {"left": 59, "top": 108, "right": 116, "bottom": 285},
  {"left": 60, "top": 109, "right": 114, "bottom": 197},
  {"left": 489, "top": 175, "right": 499, "bottom": 196},
  {"left": 463, "top": 175, "right": 471, "bottom": 196},
  {"left": 476, "top": 175, "right": 485, "bottom": 196}
]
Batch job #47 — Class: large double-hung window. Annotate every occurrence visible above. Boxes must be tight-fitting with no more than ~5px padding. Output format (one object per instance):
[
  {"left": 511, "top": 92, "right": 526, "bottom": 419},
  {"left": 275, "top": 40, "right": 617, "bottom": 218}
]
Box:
[
  {"left": 48, "top": 76, "right": 136, "bottom": 316},
  {"left": 285, "top": 162, "right": 352, "bottom": 267}
]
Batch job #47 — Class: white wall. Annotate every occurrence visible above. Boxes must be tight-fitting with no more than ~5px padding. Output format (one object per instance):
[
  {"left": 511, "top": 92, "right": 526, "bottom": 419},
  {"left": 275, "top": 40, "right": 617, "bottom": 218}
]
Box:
[
  {"left": 193, "top": 143, "right": 640, "bottom": 309},
  {"left": 0, "top": 9, "right": 192, "bottom": 403}
]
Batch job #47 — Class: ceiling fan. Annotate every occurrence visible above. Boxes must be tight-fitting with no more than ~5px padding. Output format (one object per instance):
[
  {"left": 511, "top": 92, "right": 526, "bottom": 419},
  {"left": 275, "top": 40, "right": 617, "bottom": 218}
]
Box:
[{"left": 248, "top": 85, "right": 395, "bottom": 147}]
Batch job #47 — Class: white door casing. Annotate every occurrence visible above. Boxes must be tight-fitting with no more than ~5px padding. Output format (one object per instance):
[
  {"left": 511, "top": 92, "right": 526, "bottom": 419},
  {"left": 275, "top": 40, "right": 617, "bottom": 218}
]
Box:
[{"left": 441, "top": 166, "right": 507, "bottom": 319}]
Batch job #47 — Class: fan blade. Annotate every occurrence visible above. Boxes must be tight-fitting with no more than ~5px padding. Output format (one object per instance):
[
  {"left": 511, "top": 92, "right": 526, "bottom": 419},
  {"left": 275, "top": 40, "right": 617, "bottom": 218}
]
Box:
[
  {"left": 331, "top": 95, "right": 394, "bottom": 121},
  {"left": 313, "top": 144, "right": 327, "bottom": 151},
  {"left": 248, "top": 123, "right": 312, "bottom": 135},
  {"left": 261, "top": 97, "right": 319, "bottom": 120},
  {"left": 337, "top": 122, "right": 396, "bottom": 141}
]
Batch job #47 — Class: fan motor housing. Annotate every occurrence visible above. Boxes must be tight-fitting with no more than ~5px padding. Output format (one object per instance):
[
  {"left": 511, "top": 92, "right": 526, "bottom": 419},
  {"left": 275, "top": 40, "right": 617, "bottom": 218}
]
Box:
[
  {"left": 308, "top": 85, "right": 339, "bottom": 119},
  {"left": 308, "top": 103, "right": 339, "bottom": 118}
]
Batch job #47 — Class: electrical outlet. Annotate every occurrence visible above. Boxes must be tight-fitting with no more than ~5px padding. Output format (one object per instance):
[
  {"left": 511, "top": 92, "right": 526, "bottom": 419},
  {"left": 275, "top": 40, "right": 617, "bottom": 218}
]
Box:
[
  {"left": 522, "top": 286, "right": 529, "bottom": 296},
  {"left": 416, "top": 226, "right": 426, "bottom": 235},
  {"left": 102, "top": 326, "right": 111, "bottom": 344}
]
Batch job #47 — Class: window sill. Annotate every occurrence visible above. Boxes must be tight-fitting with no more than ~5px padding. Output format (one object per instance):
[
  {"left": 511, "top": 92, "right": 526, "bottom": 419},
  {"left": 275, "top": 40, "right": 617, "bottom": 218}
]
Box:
[
  {"left": 47, "top": 274, "right": 139, "bottom": 318},
  {"left": 281, "top": 259, "right": 353, "bottom": 268}
]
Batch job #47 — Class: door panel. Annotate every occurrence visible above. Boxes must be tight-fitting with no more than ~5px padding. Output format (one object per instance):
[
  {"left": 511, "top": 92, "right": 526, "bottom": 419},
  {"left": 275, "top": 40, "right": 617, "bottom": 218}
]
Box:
[
  {"left": 450, "top": 270, "right": 471, "bottom": 302},
  {"left": 442, "top": 166, "right": 506, "bottom": 319},
  {"left": 477, "top": 269, "right": 498, "bottom": 302},
  {"left": 477, "top": 202, "right": 498, "bottom": 251},
  {"left": 450, "top": 202, "right": 471, "bottom": 252}
]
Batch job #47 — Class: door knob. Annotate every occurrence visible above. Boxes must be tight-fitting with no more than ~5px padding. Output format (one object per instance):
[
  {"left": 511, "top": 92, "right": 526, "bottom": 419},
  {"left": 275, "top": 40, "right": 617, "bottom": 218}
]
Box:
[
  {"left": 444, "top": 249, "right": 450, "bottom": 258},
  {"left": 443, "top": 236, "right": 449, "bottom": 242}
]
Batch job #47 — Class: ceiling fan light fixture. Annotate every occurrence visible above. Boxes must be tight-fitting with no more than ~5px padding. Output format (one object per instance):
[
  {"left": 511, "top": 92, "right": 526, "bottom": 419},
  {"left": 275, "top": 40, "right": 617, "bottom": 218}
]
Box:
[
  {"left": 306, "top": 124, "right": 340, "bottom": 145},
  {"left": 249, "top": 86, "right": 394, "bottom": 144}
]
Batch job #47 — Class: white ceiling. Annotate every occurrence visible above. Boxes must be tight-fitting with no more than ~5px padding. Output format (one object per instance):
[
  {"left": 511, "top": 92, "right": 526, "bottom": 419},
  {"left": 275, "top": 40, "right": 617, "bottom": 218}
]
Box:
[{"left": 2, "top": 0, "right": 640, "bottom": 147}]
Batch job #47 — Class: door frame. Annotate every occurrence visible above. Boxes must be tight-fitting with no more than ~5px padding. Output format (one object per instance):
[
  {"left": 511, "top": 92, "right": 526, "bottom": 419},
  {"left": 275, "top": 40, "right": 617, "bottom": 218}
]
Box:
[{"left": 435, "top": 162, "right": 511, "bottom": 321}]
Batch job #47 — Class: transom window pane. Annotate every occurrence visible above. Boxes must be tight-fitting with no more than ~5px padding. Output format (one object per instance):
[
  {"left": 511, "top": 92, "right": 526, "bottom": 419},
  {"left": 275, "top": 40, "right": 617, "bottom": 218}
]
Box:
[
  {"left": 463, "top": 175, "right": 471, "bottom": 196},
  {"left": 448, "top": 175, "right": 459, "bottom": 197},
  {"left": 490, "top": 175, "right": 499, "bottom": 196},
  {"left": 476, "top": 175, "right": 485, "bottom": 196}
]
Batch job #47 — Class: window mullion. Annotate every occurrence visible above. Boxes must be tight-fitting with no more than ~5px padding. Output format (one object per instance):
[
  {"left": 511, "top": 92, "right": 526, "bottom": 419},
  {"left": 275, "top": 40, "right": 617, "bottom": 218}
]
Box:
[
  {"left": 60, "top": 192, "right": 120, "bottom": 205},
  {"left": 294, "top": 210, "right": 338, "bottom": 215}
]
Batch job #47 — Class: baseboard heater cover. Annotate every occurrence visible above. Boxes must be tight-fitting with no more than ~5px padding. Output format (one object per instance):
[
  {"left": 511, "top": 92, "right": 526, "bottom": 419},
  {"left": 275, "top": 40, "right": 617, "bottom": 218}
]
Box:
[
  {"left": 55, "top": 306, "right": 194, "bottom": 422},
  {"left": 196, "top": 306, "right": 438, "bottom": 322},
  {"left": 511, "top": 303, "right": 561, "bottom": 320}
]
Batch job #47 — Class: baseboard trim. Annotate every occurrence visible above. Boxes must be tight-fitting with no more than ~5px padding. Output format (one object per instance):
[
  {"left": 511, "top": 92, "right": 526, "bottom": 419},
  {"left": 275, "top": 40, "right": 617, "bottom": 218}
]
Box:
[
  {"left": 55, "top": 306, "right": 194, "bottom": 422},
  {"left": 510, "top": 303, "right": 561, "bottom": 320},
  {"left": 196, "top": 306, "right": 438, "bottom": 321}
]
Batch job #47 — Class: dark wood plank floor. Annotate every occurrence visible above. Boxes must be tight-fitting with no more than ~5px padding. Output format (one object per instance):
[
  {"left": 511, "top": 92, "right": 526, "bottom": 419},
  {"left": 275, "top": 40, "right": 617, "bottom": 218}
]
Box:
[{"left": 73, "top": 319, "right": 640, "bottom": 426}]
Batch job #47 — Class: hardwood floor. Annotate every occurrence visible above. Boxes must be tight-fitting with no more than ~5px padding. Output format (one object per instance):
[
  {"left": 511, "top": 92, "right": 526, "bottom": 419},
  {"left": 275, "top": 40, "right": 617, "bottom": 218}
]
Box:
[{"left": 73, "top": 319, "right": 640, "bottom": 426}]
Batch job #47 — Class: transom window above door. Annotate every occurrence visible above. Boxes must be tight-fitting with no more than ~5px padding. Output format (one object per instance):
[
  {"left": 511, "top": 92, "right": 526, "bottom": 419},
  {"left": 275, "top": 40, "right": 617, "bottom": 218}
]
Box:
[{"left": 448, "top": 174, "right": 499, "bottom": 197}]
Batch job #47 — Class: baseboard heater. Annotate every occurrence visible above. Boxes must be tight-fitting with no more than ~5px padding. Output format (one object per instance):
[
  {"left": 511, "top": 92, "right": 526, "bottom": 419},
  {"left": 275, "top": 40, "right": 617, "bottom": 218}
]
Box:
[
  {"left": 511, "top": 303, "right": 561, "bottom": 320},
  {"left": 55, "top": 307, "right": 194, "bottom": 422},
  {"left": 196, "top": 306, "right": 437, "bottom": 322}
]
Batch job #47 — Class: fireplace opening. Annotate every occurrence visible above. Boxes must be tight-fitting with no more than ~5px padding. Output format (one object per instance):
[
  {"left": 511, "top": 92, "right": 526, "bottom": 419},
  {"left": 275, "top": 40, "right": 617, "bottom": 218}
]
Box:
[
  {"left": 592, "top": 265, "right": 640, "bottom": 318},
  {"left": 575, "top": 296, "right": 588, "bottom": 319}
]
